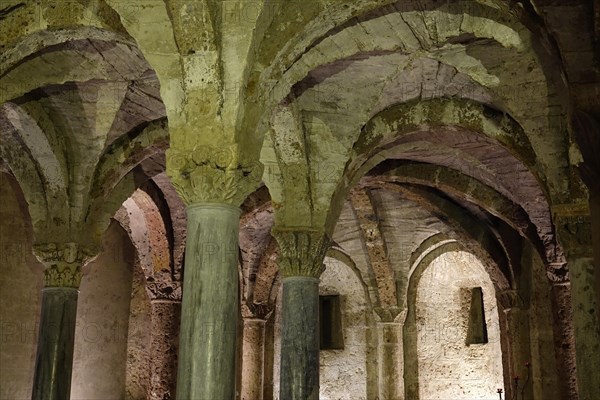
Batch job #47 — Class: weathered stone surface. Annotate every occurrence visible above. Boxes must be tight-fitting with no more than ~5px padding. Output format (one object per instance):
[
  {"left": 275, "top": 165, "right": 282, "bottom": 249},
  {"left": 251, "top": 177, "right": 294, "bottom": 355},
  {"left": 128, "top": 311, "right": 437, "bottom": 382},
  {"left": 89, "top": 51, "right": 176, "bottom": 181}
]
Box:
[
  {"left": 167, "top": 144, "right": 263, "bottom": 206},
  {"left": 176, "top": 204, "right": 240, "bottom": 400},
  {"left": 149, "top": 300, "right": 181, "bottom": 400},
  {"left": 33, "top": 242, "right": 96, "bottom": 288},
  {"left": 241, "top": 319, "right": 266, "bottom": 400},
  {"left": 568, "top": 257, "right": 600, "bottom": 400},
  {"left": 31, "top": 288, "right": 78, "bottom": 400},
  {"left": 0, "top": 1, "right": 598, "bottom": 399},
  {"left": 271, "top": 229, "right": 331, "bottom": 278},
  {"left": 279, "top": 277, "right": 320, "bottom": 400}
]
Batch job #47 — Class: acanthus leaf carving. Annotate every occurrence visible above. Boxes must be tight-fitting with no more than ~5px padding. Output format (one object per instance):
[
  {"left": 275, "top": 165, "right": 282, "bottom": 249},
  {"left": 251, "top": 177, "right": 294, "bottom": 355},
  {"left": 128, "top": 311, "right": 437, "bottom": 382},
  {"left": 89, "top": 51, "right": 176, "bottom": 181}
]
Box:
[
  {"left": 272, "top": 228, "right": 331, "bottom": 278},
  {"left": 145, "top": 281, "right": 183, "bottom": 301},
  {"left": 33, "top": 242, "right": 98, "bottom": 288},
  {"left": 166, "top": 144, "right": 263, "bottom": 206}
]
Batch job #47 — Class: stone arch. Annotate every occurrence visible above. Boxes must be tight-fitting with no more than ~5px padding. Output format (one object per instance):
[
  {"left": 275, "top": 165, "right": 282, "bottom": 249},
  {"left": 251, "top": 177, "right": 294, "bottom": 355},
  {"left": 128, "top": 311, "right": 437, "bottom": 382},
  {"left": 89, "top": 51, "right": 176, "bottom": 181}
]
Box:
[
  {"left": 349, "top": 98, "right": 536, "bottom": 186},
  {"left": 359, "top": 180, "right": 513, "bottom": 289},
  {"left": 325, "top": 97, "right": 557, "bottom": 233},
  {"left": 0, "top": 114, "right": 49, "bottom": 234},
  {"left": 327, "top": 246, "right": 377, "bottom": 315},
  {"left": 403, "top": 239, "right": 505, "bottom": 399},
  {"left": 379, "top": 163, "right": 549, "bottom": 261},
  {"left": 253, "top": 0, "right": 565, "bottom": 122},
  {"left": 1, "top": 27, "right": 151, "bottom": 104},
  {"left": 403, "top": 239, "right": 463, "bottom": 399}
]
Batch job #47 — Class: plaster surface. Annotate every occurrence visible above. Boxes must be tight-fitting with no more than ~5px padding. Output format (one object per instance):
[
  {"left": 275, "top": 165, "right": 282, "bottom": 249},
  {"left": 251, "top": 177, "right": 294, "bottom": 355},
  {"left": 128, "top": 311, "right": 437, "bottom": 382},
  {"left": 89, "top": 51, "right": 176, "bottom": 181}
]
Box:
[{"left": 415, "top": 251, "right": 503, "bottom": 400}]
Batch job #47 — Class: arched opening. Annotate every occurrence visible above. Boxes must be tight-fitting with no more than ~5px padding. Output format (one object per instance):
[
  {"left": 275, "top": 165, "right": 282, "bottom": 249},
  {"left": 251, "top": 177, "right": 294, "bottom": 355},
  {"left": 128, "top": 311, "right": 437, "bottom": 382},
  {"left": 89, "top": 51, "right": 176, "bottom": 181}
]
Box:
[{"left": 413, "top": 250, "right": 503, "bottom": 399}]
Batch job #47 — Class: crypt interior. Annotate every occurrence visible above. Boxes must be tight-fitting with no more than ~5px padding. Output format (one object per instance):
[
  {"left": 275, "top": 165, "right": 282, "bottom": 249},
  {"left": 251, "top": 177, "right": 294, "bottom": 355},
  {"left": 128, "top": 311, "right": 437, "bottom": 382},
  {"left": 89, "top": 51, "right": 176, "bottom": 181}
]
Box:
[{"left": 0, "top": 0, "right": 599, "bottom": 399}]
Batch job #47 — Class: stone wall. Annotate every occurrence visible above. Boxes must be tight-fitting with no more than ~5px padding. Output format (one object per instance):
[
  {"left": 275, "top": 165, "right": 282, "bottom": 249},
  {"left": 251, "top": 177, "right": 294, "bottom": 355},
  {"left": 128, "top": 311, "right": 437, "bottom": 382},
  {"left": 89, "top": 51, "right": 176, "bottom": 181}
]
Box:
[
  {"left": 0, "top": 174, "right": 43, "bottom": 400},
  {"left": 415, "top": 251, "right": 503, "bottom": 399},
  {"left": 124, "top": 260, "right": 151, "bottom": 400},
  {"left": 319, "top": 257, "right": 369, "bottom": 400},
  {"left": 270, "top": 257, "right": 370, "bottom": 399},
  {"left": 70, "top": 221, "right": 135, "bottom": 399}
]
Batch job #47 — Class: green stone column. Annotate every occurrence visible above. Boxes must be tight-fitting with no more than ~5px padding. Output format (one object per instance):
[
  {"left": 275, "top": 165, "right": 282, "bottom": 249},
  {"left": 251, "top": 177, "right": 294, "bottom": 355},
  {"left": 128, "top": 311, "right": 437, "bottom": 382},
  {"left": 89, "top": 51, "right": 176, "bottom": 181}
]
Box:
[
  {"left": 272, "top": 229, "right": 330, "bottom": 400},
  {"left": 32, "top": 287, "right": 78, "bottom": 400},
  {"left": 167, "top": 142, "right": 262, "bottom": 400},
  {"left": 31, "top": 242, "right": 93, "bottom": 400},
  {"left": 280, "top": 276, "right": 320, "bottom": 399},
  {"left": 176, "top": 204, "right": 241, "bottom": 400}
]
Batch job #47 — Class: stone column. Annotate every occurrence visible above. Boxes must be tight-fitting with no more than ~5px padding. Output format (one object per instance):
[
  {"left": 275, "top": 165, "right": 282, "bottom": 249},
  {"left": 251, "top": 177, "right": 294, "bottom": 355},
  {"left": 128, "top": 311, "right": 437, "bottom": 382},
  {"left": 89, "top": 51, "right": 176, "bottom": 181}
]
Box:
[
  {"left": 176, "top": 204, "right": 241, "bottom": 400},
  {"left": 31, "top": 242, "right": 94, "bottom": 400},
  {"left": 556, "top": 213, "right": 600, "bottom": 400},
  {"left": 272, "top": 228, "right": 331, "bottom": 400},
  {"left": 568, "top": 257, "right": 600, "bottom": 400},
  {"left": 403, "top": 310, "right": 419, "bottom": 400},
  {"left": 503, "top": 305, "right": 533, "bottom": 400},
  {"left": 549, "top": 281, "right": 578, "bottom": 399},
  {"left": 377, "top": 321, "right": 403, "bottom": 400},
  {"left": 240, "top": 318, "right": 266, "bottom": 400},
  {"left": 146, "top": 282, "right": 182, "bottom": 400},
  {"left": 167, "top": 144, "right": 262, "bottom": 400}
]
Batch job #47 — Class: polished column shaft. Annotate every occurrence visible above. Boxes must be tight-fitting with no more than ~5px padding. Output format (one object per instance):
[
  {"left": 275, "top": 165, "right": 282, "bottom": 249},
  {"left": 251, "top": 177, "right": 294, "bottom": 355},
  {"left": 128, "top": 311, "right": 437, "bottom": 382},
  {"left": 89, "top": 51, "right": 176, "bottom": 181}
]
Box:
[
  {"left": 279, "top": 277, "right": 320, "bottom": 400},
  {"left": 176, "top": 204, "right": 241, "bottom": 400},
  {"left": 31, "top": 287, "right": 78, "bottom": 400}
]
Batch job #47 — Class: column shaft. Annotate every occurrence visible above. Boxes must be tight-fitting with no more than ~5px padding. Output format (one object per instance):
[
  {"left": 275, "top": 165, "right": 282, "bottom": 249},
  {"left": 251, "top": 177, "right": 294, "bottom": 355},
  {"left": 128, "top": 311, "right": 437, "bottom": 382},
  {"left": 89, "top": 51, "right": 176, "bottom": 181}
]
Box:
[
  {"left": 549, "top": 283, "right": 579, "bottom": 399},
  {"left": 31, "top": 287, "right": 78, "bottom": 400},
  {"left": 569, "top": 257, "right": 600, "bottom": 400},
  {"left": 240, "top": 319, "right": 266, "bottom": 400},
  {"left": 403, "top": 312, "right": 419, "bottom": 400},
  {"left": 279, "top": 277, "right": 320, "bottom": 400},
  {"left": 504, "top": 307, "right": 533, "bottom": 400},
  {"left": 176, "top": 204, "right": 241, "bottom": 400},
  {"left": 378, "top": 322, "right": 402, "bottom": 400},
  {"left": 149, "top": 300, "right": 181, "bottom": 400}
]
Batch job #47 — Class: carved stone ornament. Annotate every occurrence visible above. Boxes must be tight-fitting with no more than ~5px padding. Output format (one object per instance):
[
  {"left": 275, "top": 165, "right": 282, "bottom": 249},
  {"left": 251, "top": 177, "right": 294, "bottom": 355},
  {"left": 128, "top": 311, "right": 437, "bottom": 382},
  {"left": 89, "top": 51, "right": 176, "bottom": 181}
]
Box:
[
  {"left": 271, "top": 228, "right": 332, "bottom": 278},
  {"left": 166, "top": 144, "right": 263, "bottom": 206},
  {"left": 546, "top": 262, "right": 570, "bottom": 283},
  {"left": 145, "top": 281, "right": 183, "bottom": 301},
  {"left": 33, "top": 242, "right": 98, "bottom": 288}
]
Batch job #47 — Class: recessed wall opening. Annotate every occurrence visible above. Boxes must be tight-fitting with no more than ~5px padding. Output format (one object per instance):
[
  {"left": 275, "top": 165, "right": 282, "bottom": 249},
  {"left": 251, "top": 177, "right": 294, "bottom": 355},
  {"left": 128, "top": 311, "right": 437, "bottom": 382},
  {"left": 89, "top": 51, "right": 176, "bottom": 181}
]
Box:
[
  {"left": 319, "top": 295, "right": 344, "bottom": 350},
  {"left": 415, "top": 251, "right": 503, "bottom": 399},
  {"left": 466, "top": 286, "right": 488, "bottom": 345}
]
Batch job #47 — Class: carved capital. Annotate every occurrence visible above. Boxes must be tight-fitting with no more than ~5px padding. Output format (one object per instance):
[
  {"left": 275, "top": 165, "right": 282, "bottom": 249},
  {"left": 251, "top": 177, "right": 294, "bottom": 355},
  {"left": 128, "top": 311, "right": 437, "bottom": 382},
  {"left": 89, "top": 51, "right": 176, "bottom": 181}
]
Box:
[
  {"left": 241, "top": 301, "right": 273, "bottom": 320},
  {"left": 145, "top": 281, "right": 182, "bottom": 301},
  {"left": 554, "top": 210, "right": 593, "bottom": 259},
  {"left": 546, "top": 262, "right": 570, "bottom": 283},
  {"left": 272, "top": 228, "right": 331, "bottom": 277},
  {"left": 166, "top": 144, "right": 263, "bottom": 206},
  {"left": 33, "top": 242, "right": 97, "bottom": 288}
]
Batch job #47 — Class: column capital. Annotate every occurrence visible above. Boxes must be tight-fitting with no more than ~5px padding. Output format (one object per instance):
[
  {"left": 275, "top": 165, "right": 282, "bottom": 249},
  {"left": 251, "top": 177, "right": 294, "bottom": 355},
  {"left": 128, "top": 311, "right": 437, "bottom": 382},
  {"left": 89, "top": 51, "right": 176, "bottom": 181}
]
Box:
[
  {"left": 271, "top": 228, "right": 331, "bottom": 278},
  {"left": 145, "top": 281, "right": 182, "bottom": 301},
  {"left": 166, "top": 144, "right": 263, "bottom": 206},
  {"left": 546, "top": 262, "right": 570, "bottom": 283},
  {"left": 33, "top": 242, "right": 98, "bottom": 288},
  {"left": 241, "top": 301, "right": 273, "bottom": 320}
]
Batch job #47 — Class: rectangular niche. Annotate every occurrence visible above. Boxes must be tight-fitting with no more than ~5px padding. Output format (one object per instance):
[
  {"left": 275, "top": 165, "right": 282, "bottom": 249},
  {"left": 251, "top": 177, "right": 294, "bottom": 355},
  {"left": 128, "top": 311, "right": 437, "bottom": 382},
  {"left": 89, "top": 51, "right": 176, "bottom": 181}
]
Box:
[
  {"left": 466, "top": 287, "right": 488, "bottom": 345},
  {"left": 319, "top": 295, "right": 344, "bottom": 350}
]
